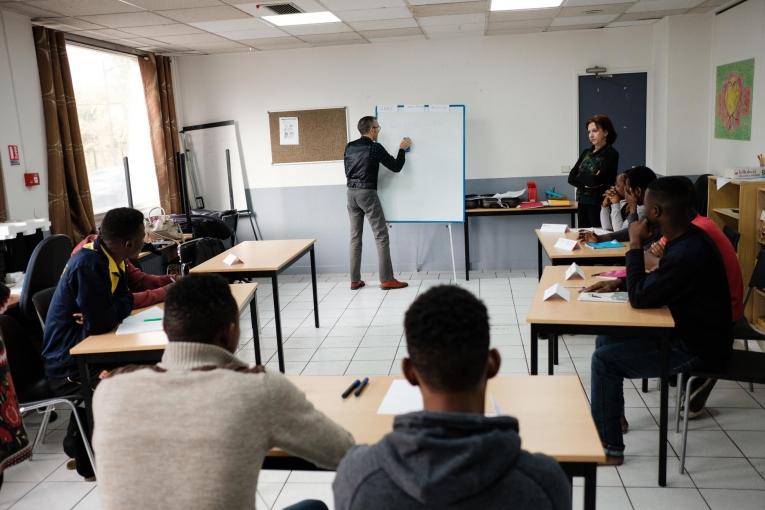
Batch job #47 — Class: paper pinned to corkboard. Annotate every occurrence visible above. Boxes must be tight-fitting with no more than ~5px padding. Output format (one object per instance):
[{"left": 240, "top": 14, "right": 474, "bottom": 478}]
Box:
[{"left": 268, "top": 107, "right": 348, "bottom": 164}]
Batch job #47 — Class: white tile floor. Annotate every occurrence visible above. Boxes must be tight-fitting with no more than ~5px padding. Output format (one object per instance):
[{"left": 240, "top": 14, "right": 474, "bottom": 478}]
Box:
[{"left": 4, "top": 270, "right": 764, "bottom": 509}]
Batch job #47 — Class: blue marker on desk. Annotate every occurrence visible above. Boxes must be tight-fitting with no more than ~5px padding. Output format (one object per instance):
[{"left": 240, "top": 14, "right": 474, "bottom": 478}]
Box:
[
  {"left": 354, "top": 377, "right": 369, "bottom": 397},
  {"left": 341, "top": 379, "right": 361, "bottom": 399}
]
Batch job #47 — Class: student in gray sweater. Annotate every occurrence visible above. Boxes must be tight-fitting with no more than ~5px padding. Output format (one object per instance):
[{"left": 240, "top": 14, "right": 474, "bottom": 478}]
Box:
[
  {"left": 93, "top": 274, "right": 354, "bottom": 510},
  {"left": 333, "top": 285, "right": 571, "bottom": 510}
]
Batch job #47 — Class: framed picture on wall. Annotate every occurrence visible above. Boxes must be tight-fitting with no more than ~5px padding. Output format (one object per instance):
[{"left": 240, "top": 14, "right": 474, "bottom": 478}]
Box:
[{"left": 714, "top": 58, "right": 755, "bottom": 141}]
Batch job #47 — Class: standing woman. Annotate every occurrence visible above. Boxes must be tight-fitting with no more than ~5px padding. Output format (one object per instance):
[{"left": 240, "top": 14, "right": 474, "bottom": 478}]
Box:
[{"left": 568, "top": 115, "right": 619, "bottom": 228}]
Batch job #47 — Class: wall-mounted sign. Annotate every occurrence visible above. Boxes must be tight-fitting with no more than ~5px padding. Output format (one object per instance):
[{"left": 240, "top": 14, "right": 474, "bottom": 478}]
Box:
[{"left": 8, "top": 145, "right": 20, "bottom": 166}]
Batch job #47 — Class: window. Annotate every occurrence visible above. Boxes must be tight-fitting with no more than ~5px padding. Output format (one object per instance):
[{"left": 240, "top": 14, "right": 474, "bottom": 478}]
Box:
[{"left": 67, "top": 43, "right": 160, "bottom": 215}]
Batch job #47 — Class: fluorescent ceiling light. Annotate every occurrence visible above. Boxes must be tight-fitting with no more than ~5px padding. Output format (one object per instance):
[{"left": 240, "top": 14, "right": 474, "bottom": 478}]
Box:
[
  {"left": 491, "top": 0, "right": 562, "bottom": 11},
  {"left": 262, "top": 11, "right": 341, "bottom": 26}
]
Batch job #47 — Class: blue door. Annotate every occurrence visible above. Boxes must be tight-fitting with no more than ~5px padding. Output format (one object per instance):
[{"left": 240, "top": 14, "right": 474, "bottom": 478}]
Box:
[{"left": 578, "top": 73, "right": 647, "bottom": 172}]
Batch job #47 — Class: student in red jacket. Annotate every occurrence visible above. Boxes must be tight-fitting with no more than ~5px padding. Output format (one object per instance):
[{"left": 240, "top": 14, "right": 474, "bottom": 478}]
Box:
[{"left": 72, "top": 233, "right": 175, "bottom": 309}]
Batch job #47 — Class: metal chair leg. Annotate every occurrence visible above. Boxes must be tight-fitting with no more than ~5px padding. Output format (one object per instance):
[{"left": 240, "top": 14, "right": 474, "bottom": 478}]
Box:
[
  {"left": 675, "top": 372, "right": 683, "bottom": 433},
  {"left": 680, "top": 375, "right": 697, "bottom": 474},
  {"left": 37, "top": 406, "right": 53, "bottom": 444},
  {"left": 744, "top": 340, "right": 754, "bottom": 392}
]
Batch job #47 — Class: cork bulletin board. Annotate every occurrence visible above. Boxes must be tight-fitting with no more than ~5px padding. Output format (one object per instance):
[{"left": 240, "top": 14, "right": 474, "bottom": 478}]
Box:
[{"left": 268, "top": 107, "right": 348, "bottom": 164}]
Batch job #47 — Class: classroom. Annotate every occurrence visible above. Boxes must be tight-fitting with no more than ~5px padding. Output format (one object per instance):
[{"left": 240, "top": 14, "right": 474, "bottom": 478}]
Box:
[{"left": 0, "top": 0, "right": 763, "bottom": 509}]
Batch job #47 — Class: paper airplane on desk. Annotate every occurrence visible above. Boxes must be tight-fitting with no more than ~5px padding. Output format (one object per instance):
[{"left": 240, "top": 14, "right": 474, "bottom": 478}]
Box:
[
  {"left": 554, "top": 237, "right": 578, "bottom": 252},
  {"left": 223, "top": 254, "right": 243, "bottom": 266},
  {"left": 565, "top": 262, "right": 585, "bottom": 280},
  {"left": 540, "top": 223, "right": 568, "bottom": 233},
  {"left": 543, "top": 283, "right": 570, "bottom": 302}
]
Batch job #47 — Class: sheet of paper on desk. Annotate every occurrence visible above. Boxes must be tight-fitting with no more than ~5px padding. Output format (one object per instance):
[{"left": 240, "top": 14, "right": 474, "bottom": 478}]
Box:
[
  {"left": 577, "top": 292, "right": 628, "bottom": 303},
  {"left": 540, "top": 223, "right": 568, "bottom": 233},
  {"left": 377, "top": 380, "right": 502, "bottom": 417},
  {"left": 116, "top": 306, "right": 164, "bottom": 335}
]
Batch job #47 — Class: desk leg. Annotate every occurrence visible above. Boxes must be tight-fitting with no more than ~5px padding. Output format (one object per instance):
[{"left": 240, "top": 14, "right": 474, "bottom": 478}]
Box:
[
  {"left": 553, "top": 334, "right": 559, "bottom": 365},
  {"left": 583, "top": 463, "right": 597, "bottom": 510},
  {"left": 464, "top": 214, "right": 470, "bottom": 281},
  {"left": 250, "top": 298, "right": 261, "bottom": 366},
  {"left": 571, "top": 211, "right": 576, "bottom": 228},
  {"left": 537, "top": 239, "right": 543, "bottom": 280},
  {"left": 272, "top": 275, "right": 285, "bottom": 373},
  {"left": 77, "top": 358, "right": 95, "bottom": 431},
  {"left": 310, "top": 246, "right": 320, "bottom": 328},
  {"left": 658, "top": 334, "right": 669, "bottom": 487},
  {"left": 530, "top": 324, "right": 538, "bottom": 375},
  {"left": 548, "top": 334, "right": 555, "bottom": 375}
]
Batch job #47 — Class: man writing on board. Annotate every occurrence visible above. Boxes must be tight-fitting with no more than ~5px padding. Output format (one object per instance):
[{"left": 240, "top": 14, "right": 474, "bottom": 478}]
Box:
[{"left": 345, "top": 116, "right": 412, "bottom": 290}]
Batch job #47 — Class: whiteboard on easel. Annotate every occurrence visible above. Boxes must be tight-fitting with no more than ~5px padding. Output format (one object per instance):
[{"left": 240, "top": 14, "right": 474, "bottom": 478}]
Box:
[
  {"left": 181, "top": 121, "right": 249, "bottom": 212},
  {"left": 375, "top": 105, "right": 465, "bottom": 223}
]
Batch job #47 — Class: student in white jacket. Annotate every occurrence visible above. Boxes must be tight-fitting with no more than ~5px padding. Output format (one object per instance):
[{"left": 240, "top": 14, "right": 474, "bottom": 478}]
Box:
[{"left": 600, "top": 173, "right": 629, "bottom": 231}]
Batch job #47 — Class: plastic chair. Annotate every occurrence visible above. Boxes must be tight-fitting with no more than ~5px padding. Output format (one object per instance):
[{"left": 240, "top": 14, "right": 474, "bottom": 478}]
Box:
[
  {"left": 18, "top": 234, "right": 73, "bottom": 327},
  {"left": 722, "top": 225, "right": 740, "bottom": 250},
  {"left": 178, "top": 238, "right": 226, "bottom": 275}
]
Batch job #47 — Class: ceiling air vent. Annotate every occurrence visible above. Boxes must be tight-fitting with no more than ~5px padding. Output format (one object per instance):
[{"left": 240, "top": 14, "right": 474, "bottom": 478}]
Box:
[{"left": 263, "top": 3, "right": 303, "bottom": 15}]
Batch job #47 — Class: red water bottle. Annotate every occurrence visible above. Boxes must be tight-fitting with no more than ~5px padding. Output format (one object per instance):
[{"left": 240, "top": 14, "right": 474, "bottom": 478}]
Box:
[{"left": 527, "top": 181, "right": 537, "bottom": 202}]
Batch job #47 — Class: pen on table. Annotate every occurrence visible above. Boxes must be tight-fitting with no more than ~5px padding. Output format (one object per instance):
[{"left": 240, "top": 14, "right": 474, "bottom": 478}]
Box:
[
  {"left": 143, "top": 318, "right": 162, "bottom": 322},
  {"left": 354, "top": 377, "right": 369, "bottom": 397},
  {"left": 341, "top": 379, "right": 361, "bottom": 399}
]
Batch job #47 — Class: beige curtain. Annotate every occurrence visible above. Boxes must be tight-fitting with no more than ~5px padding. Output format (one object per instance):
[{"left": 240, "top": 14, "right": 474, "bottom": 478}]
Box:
[
  {"left": 33, "top": 26, "right": 95, "bottom": 242},
  {"left": 139, "top": 54, "right": 182, "bottom": 213}
]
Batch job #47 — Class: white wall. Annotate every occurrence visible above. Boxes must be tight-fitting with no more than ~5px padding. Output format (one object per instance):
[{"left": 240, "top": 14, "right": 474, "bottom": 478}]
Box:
[
  {"left": 176, "top": 25, "right": 655, "bottom": 190},
  {"left": 708, "top": 0, "right": 765, "bottom": 172},
  {"left": 0, "top": 10, "right": 48, "bottom": 220}
]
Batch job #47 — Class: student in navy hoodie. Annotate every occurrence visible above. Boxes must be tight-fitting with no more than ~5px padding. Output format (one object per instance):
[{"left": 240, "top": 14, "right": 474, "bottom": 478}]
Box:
[
  {"left": 333, "top": 285, "right": 570, "bottom": 510},
  {"left": 42, "top": 207, "right": 145, "bottom": 480}
]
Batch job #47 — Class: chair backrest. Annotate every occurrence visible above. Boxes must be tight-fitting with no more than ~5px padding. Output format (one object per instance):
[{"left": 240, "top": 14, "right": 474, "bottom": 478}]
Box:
[
  {"left": 694, "top": 174, "right": 713, "bottom": 215},
  {"left": 31, "top": 287, "right": 57, "bottom": 332},
  {"left": 748, "top": 249, "right": 765, "bottom": 290},
  {"left": 190, "top": 216, "right": 233, "bottom": 242},
  {"left": 19, "top": 235, "right": 73, "bottom": 322},
  {"left": 722, "top": 225, "right": 741, "bottom": 251},
  {"left": 178, "top": 238, "right": 226, "bottom": 274}
]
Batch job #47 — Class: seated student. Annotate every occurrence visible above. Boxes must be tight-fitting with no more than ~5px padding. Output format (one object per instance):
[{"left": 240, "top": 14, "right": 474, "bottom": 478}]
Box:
[
  {"left": 646, "top": 176, "right": 743, "bottom": 417},
  {"left": 600, "top": 172, "right": 629, "bottom": 231},
  {"left": 93, "top": 274, "right": 353, "bottom": 510},
  {"left": 580, "top": 166, "right": 657, "bottom": 242},
  {"left": 333, "top": 285, "right": 570, "bottom": 510},
  {"left": 42, "top": 207, "right": 144, "bottom": 479},
  {"left": 585, "top": 177, "right": 733, "bottom": 465},
  {"left": 72, "top": 231, "right": 175, "bottom": 309}
]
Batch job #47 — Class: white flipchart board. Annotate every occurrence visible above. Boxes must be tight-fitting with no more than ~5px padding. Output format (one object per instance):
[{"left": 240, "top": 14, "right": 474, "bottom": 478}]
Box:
[
  {"left": 181, "top": 122, "right": 249, "bottom": 212},
  {"left": 375, "top": 105, "right": 465, "bottom": 223}
]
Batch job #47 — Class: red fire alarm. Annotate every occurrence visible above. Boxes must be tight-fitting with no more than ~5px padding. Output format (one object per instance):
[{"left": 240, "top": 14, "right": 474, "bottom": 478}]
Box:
[{"left": 24, "top": 173, "right": 40, "bottom": 186}]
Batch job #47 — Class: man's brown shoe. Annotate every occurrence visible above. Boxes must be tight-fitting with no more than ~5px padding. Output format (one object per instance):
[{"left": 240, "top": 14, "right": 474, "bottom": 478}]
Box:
[
  {"left": 599, "top": 455, "right": 624, "bottom": 466},
  {"left": 380, "top": 279, "right": 408, "bottom": 290},
  {"left": 350, "top": 280, "right": 365, "bottom": 290}
]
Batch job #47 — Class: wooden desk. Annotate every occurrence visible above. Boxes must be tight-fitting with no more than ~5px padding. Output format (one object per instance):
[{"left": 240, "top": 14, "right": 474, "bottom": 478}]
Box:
[
  {"left": 71, "top": 283, "right": 258, "bottom": 423},
  {"left": 264, "top": 375, "right": 605, "bottom": 510},
  {"left": 190, "top": 239, "right": 319, "bottom": 373},
  {"left": 527, "top": 265, "right": 675, "bottom": 487},
  {"left": 464, "top": 203, "right": 577, "bottom": 280},
  {"left": 535, "top": 229, "right": 627, "bottom": 279}
]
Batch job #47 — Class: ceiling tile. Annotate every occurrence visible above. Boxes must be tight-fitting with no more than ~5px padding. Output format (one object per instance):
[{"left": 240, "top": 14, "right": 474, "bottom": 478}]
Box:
[
  {"left": 360, "top": 26, "right": 423, "bottom": 39},
  {"left": 487, "top": 18, "right": 551, "bottom": 29},
  {"left": 488, "top": 7, "right": 558, "bottom": 21},
  {"left": 158, "top": 5, "right": 251, "bottom": 23},
  {"left": 199, "top": 46, "right": 252, "bottom": 53},
  {"left": 240, "top": 36, "right": 308, "bottom": 49},
  {"left": 150, "top": 32, "right": 233, "bottom": 45},
  {"left": 127, "top": 0, "right": 224, "bottom": 9},
  {"left": 122, "top": 23, "right": 204, "bottom": 37},
  {"left": 335, "top": 7, "right": 412, "bottom": 22},
  {"left": 299, "top": 31, "right": 364, "bottom": 43},
  {"left": 559, "top": 2, "right": 631, "bottom": 16},
  {"left": 117, "top": 36, "right": 168, "bottom": 46},
  {"left": 410, "top": 1, "right": 487, "bottom": 17},
  {"left": 348, "top": 18, "right": 418, "bottom": 31},
  {"left": 219, "top": 27, "right": 287, "bottom": 39},
  {"left": 486, "top": 26, "right": 542, "bottom": 35},
  {"left": 607, "top": 19, "right": 657, "bottom": 26},
  {"left": 410, "top": 0, "right": 483, "bottom": 4},
  {"left": 626, "top": 0, "right": 704, "bottom": 12},
  {"left": 80, "top": 28, "right": 138, "bottom": 39},
  {"left": 418, "top": 13, "right": 485, "bottom": 26},
  {"left": 547, "top": 23, "right": 603, "bottom": 30},
  {"left": 563, "top": 0, "right": 633, "bottom": 5},
  {"left": 616, "top": 9, "right": 686, "bottom": 20},
  {"left": 279, "top": 22, "right": 352, "bottom": 36},
  {"left": 422, "top": 21, "right": 485, "bottom": 36},
  {"left": 190, "top": 17, "right": 273, "bottom": 32},
  {"left": 34, "top": 17, "right": 105, "bottom": 30},
  {"left": 79, "top": 12, "right": 176, "bottom": 28},
  {"left": 320, "top": 0, "right": 406, "bottom": 9},
  {"left": 27, "top": 0, "right": 144, "bottom": 16},
  {"left": 234, "top": 0, "right": 324, "bottom": 16},
  {"left": 0, "top": 2, "right": 63, "bottom": 17},
  {"left": 551, "top": 13, "right": 618, "bottom": 25}
]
